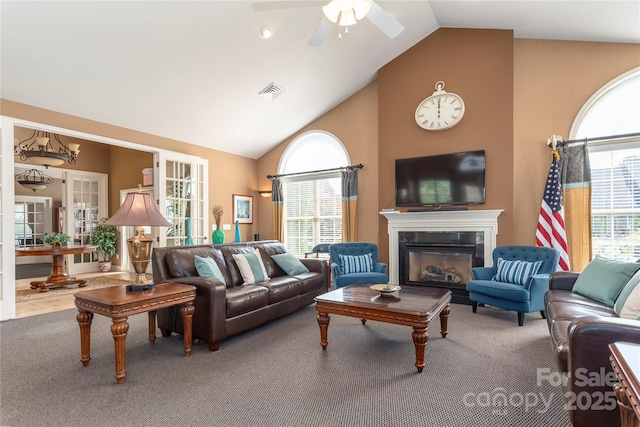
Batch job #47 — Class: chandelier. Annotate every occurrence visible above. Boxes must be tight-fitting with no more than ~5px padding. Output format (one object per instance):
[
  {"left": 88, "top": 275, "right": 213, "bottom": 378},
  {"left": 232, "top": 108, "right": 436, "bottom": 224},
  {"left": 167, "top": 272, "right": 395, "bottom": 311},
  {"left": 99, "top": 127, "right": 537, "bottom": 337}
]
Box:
[
  {"left": 15, "top": 169, "right": 53, "bottom": 192},
  {"left": 14, "top": 130, "right": 80, "bottom": 168}
]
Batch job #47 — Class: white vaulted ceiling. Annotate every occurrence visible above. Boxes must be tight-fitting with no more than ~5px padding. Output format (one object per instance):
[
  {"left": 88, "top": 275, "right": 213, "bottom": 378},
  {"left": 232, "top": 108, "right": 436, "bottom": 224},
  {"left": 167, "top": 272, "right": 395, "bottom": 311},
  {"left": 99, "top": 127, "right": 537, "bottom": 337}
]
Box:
[{"left": 2, "top": 1, "right": 638, "bottom": 159}]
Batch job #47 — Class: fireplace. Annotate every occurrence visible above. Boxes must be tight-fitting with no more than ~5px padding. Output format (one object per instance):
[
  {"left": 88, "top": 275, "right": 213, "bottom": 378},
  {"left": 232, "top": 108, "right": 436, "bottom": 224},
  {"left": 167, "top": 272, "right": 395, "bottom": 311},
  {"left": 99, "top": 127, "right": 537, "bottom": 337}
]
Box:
[{"left": 380, "top": 209, "right": 503, "bottom": 304}]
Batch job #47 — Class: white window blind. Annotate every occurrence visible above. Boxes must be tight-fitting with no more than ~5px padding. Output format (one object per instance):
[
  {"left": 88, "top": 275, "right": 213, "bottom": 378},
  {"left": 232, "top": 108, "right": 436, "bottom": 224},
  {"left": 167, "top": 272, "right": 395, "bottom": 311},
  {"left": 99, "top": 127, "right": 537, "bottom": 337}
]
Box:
[
  {"left": 590, "top": 147, "right": 640, "bottom": 261},
  {"left": 284, "top": 176, "right": 342, "bottom": 257}
]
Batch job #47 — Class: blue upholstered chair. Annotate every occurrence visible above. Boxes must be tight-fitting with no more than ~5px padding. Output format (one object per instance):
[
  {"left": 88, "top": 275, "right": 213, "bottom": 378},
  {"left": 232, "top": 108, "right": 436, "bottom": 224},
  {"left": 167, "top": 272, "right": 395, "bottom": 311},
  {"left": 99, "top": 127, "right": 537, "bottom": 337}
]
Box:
[
  {"left": 466, "top": 246, "right": 560, "bottom": 326},
  {"left": 329, "top": 242, "right": 389, "bottom": 289}
]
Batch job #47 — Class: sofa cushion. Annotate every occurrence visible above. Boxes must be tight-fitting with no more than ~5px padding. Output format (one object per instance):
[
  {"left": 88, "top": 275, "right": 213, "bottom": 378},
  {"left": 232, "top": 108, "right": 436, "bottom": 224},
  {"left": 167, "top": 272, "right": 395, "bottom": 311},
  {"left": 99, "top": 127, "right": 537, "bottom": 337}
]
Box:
[
  {"left": 295, "top": 271, "right": 326, "bottom": 294},
  {"left": 194, "top": 255, "right": 226, "bottom": 283},
  {"left": 573, "top": 256, "right": 640, "bottom": 307},
  {"left": 492, "top": 257, "right": 542, "bottom": 286},
  {"left": 221, "top": 245, "right": 254, "bottom": 286},
  {"left": 545, "top": 300, "right": 617, "bottom": 321},
  {"left": 614, "top": 271, "right": 640, "bottom": 319},
  {"left": 233, "top": 249, "right": 269, "bottom": 284},
  {"left": 165, "top": 246, "right": 221, "bottom": 278},
  {"left": 253, "top": 242, "right": 288, "bottom": 278},
  {"left": 271, "top": 253, "right": 309, "bottom": 275},
  {"left": 225, "top": 284, "right": 269, "bottom": 318},
  {"left": 466, "top": 279, "right": 531, "bottom": 303},
  {"left": 259, "top": 276, "right": 300, "bottom": 304},
  {"left": 338, "top": 253, "right": 373, "bottom": 274}
]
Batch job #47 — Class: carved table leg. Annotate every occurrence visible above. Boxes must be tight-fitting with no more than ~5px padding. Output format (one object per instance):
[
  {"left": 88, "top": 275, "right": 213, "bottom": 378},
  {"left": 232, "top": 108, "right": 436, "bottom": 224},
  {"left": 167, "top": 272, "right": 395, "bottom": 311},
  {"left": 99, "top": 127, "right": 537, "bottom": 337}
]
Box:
[
  {"left": 440, "top": 305, "right": 451, "bottom": 338},
  {"left": 317, "top": 311, "right": 330, "bottom": 350},
  {"left": 614, "top": 382, "right": 639, "bottom": 427},
  {"left": 76, "top": 309, "right": 94, "bottom": 367},
  {"left": 148, "top": 311, "right": 157, "bottom": 345},
  {"left": 412, "top": 326, "right": 429, "bottom": 373},
  {"left": 180, "top": 301, "right": 195, "bottom": 357},
  {"left": 111, "top": 317, "right": 130, "bottom": 384}
]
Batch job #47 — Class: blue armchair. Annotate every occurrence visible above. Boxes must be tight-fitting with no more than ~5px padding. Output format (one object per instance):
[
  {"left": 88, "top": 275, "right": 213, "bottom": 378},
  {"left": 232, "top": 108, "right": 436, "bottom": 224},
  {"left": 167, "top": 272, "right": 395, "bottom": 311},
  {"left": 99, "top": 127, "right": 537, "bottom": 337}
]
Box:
[
  {"left": 465, "top": 246, "right": 560, "bottom": 326},
  {"left": 329, "top": 242, "right": 389, "bottom": 289}
]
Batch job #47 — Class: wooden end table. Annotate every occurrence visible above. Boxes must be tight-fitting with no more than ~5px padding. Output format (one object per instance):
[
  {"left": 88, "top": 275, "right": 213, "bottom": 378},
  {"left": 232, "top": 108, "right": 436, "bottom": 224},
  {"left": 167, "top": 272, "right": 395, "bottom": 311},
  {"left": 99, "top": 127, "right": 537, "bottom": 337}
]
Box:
[
  {"left": 15, "top": 244, "right": 97, "bottom": 292},
  {"left": 609, "top": 342, "right": 640, "bottom": 427},
  {"left": 74, "top": 283, "right": 196, "bottom": 384},
  {"left": 314, "top": 283, "right": 451, "bottom": 373}
]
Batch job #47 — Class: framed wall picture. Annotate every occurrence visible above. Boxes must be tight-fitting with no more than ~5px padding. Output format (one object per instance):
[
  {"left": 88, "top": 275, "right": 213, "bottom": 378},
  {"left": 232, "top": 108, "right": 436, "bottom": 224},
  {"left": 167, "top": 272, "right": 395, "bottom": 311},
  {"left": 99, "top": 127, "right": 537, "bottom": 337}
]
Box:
[{"left": 233, "top": 194, "right": 253, "bottom": 224}]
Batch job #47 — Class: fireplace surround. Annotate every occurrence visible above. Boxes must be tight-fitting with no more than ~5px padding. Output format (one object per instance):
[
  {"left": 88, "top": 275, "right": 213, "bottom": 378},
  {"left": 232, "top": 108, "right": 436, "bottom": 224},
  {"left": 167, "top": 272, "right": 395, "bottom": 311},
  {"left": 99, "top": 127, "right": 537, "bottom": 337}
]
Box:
[{"left": 381, "top": 210, "right": 503, "bottom": 304}]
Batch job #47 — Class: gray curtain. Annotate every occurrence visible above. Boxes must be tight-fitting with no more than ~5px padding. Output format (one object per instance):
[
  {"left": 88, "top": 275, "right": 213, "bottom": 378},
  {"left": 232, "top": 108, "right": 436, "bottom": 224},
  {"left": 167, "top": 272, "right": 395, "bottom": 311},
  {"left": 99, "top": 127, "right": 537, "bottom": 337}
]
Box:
[
  {"left": 341, "top": 168, "right": 358, "bottom": 242},
  {"left": 271, "top": 177, "right": 284, "bottom": 243}
]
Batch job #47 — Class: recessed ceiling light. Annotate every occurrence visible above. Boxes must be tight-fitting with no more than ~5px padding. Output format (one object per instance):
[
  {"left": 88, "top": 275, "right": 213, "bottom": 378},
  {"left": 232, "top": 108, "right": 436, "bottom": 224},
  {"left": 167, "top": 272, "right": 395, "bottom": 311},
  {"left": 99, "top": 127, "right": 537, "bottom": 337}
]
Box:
[{"left": 260, "top": 27, "right": 273, "bottom": 39}]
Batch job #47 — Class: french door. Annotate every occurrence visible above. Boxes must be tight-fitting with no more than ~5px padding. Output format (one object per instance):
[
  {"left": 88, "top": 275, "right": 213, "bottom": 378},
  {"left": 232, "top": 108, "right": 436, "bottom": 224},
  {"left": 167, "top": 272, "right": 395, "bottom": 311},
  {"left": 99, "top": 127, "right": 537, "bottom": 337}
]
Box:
[
  {"left": 155, "top": 152, "right": 208, "bottom": 247},
  {"left": 64, "top": 171, "right": 108, "bottom": 274}
]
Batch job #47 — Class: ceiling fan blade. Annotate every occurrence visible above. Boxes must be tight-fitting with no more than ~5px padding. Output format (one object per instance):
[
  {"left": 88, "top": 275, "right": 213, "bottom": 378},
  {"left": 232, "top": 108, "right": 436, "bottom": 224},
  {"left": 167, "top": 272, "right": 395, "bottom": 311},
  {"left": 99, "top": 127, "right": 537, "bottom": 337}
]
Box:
[
  {"left": 308, "top": 16, "right": 332, "bottom": 47},
  {"left": 252, "top": 1, "right": 325, "bottom": 12},
  {"left": 366, "top": 0, "right": 404, "bottom": 39}
]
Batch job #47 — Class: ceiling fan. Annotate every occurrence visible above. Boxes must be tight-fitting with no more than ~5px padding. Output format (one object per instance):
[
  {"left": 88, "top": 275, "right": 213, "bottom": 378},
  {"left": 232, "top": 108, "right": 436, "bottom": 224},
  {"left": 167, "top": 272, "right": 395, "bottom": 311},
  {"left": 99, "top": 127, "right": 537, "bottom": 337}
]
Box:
[{"left": 252, "top": 0, "right": 405, "bottom": 46}]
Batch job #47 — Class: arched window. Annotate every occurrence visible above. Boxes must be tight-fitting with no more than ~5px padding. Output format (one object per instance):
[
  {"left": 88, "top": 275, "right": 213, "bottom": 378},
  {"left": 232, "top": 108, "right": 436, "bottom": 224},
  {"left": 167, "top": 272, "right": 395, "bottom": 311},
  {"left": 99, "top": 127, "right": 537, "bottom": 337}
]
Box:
[
  {"left": 571, "top": 68, "right": 640, "bottom": 261},
  {"left": 279, "top": 131, "right": 350, "bottom": 256}
]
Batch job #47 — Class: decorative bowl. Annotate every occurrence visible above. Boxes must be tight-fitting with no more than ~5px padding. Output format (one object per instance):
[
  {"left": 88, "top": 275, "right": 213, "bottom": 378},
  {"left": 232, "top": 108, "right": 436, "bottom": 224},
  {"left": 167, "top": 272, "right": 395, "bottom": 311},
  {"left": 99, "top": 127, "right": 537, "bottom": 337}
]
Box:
[{"left": 370, "top": 284, "right": 401, "bottom": 296}]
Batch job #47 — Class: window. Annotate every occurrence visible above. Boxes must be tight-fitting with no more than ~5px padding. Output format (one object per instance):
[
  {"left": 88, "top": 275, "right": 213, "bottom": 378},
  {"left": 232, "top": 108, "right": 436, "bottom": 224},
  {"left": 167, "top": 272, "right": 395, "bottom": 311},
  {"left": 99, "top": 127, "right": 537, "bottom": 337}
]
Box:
[
  {"left": 280, "top": 131, "right": 350, "bottom": 256},
  {"left": 572, "top": 68, "right": 640, "bottom": 261}
]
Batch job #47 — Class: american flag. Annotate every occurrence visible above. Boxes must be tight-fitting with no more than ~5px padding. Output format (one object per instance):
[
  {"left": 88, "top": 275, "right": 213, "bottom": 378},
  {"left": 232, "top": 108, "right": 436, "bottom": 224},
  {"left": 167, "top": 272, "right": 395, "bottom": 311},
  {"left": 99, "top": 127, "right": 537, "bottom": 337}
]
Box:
[{"left": 536, "top": 154, "right": 570, "bottom": 271}]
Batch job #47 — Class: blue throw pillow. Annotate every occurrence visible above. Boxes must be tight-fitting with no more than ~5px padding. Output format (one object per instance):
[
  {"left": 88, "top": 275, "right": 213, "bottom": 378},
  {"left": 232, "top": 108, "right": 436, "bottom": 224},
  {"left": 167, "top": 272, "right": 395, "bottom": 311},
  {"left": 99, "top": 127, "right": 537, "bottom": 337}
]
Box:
[
  {"left": 573, "top": 256, "right": 640, "bottom": 307},
  {"left": 232, "top": 249, "right": 269, "bottom": 283},
  {"left": 338, "top": 253, "right": 374, "bottom": 274},
  {"left": 271, "top": 253, "right": 309, "bottom": 275},
  {"left": 194, "top": 255, "right": 226, "bottom": 283},
  {"left": 492, "top": 257, "right": 543, "bottom": 286}
]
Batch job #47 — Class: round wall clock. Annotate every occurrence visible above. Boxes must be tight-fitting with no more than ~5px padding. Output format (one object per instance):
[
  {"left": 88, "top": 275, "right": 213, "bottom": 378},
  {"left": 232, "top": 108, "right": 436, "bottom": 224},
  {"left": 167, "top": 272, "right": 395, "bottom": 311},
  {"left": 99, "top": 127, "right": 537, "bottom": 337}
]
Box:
[{"left": 415, "top": 81, "right": 465, "bottom": 131}]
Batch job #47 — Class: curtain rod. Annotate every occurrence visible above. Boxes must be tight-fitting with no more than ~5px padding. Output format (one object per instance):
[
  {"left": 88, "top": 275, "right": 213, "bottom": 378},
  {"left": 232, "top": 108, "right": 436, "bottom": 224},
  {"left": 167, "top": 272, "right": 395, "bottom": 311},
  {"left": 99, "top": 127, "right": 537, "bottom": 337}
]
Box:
[
  {"left": 548, "top": 132, "right": 640, "bottom": 148},
  {"left": 267, "top": 163, "right": 363, "bottom": 180}
]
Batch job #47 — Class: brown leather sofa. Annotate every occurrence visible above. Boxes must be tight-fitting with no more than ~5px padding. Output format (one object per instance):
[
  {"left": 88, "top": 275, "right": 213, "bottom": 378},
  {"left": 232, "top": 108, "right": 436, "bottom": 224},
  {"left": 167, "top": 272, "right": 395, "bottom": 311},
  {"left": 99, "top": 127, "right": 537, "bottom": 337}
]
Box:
[
  {"left": 544, "top": 271, "right": 640, "bottom": 427},
  {"left": 152, "top": 240, "right": 329, "bottom": 352}
]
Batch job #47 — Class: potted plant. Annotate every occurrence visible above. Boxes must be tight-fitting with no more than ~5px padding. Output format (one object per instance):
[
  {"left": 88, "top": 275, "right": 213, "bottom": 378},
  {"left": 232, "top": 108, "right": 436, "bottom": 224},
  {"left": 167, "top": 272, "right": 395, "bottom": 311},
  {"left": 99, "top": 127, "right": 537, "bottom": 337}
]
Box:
[
  {"left": 43, "top": 232, "right": 71, "bottom": 247},
  {"left": 90, "top": 218, "right": 118, "bottom": 272}
]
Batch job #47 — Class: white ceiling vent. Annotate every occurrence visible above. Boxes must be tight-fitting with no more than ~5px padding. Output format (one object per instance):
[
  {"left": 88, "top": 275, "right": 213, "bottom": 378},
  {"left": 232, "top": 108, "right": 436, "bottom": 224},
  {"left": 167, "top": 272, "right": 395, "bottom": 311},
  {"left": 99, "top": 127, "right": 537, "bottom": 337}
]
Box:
[{"left": 259, "top": 82, "right": 285, "bottom": 101}]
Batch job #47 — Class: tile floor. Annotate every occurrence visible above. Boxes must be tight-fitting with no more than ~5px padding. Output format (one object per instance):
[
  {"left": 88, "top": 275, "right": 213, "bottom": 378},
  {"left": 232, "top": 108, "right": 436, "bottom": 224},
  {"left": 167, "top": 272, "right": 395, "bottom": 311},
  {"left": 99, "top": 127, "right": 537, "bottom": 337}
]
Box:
[{"left": 15, "top": 271, "right": 135, "bottom": 318}]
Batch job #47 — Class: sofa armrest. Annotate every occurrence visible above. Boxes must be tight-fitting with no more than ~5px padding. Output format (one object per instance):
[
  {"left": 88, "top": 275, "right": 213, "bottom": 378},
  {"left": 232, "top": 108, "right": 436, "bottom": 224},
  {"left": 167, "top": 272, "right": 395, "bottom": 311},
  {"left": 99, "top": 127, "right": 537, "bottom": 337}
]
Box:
[
  {"left": 374, "top": 262, "right": 387, "bottom": 274},
  {"left": 549, "top": 271, "right": 580, "bottom": 291},
  {"left": 471, "top": 266, "right": 495, "bottom": 281},
  {"left": 567, "top": 316, "right": 640, "bottom": 427},
  {"left": 159, "top": 276, "right": 228, "bottom": 345},
  {"left": 331, "top": 262, "right": 341, "bottom": 278}
]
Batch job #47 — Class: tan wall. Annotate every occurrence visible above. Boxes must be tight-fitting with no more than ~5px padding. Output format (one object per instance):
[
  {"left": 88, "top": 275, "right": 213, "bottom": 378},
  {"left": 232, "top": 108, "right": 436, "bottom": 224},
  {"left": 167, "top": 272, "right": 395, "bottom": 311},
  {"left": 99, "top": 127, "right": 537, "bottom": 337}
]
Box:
[
  {"left": 3, "top": 100, "right": 260, "bottom": 241},
  {"left": 107, "top": 146, "right": 154, "bottom": 217},
  {"left": 513, "top": 39, "right": 640, "bottom": 247},
  {"left": 378, "top": 28, "right": 515, "bottom": 263},
  {"left": 256, "top": 82, "right": 379, "bottom": 243}
]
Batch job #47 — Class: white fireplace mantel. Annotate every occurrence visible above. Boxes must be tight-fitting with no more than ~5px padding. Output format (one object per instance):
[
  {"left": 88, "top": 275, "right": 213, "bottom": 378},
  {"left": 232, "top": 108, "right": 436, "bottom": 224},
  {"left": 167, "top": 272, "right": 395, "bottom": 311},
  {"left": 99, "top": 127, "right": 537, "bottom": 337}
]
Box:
[{"left": 380, "top": 209, "right": 504, "bottom": 284}]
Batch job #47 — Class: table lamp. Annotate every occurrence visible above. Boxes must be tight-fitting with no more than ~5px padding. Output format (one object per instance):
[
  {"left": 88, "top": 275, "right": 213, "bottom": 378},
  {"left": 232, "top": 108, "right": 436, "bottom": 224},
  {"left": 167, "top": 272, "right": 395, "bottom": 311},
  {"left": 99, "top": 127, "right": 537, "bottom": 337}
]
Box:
[{"left": 105, "top": 185, "right": 170, "bottom": 291}]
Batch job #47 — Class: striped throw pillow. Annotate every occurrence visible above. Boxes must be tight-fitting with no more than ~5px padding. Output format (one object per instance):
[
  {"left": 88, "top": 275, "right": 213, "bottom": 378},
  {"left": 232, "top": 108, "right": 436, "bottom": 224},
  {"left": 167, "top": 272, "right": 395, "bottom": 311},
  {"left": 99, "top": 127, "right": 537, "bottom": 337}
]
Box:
[
  {"left": 338, "top": 253, "right": 374, "bottom": 274},
  {"left": 614, "top": 271, "right": 640, "bottom": 320},
  {"left": 492, "top": 257, "right": 543, "bottom": 286},
  {"left": 232, "top": 249, "right": 269, "bottom": 284}
]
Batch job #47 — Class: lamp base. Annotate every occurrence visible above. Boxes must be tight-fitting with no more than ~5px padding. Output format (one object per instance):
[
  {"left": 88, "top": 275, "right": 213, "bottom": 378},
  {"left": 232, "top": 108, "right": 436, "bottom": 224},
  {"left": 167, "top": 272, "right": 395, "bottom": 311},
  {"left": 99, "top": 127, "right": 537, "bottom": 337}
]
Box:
[{"left": 126, "top": 283, "right": 155, "bottom": 292}]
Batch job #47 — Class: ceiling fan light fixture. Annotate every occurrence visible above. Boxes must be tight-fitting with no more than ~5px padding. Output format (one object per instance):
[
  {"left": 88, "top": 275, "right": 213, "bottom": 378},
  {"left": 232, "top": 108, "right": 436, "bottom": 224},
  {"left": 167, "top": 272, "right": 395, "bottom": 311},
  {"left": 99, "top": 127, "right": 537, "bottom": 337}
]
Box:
[{"left": 323, "top": 0, "right": 371, "bottom": 26}]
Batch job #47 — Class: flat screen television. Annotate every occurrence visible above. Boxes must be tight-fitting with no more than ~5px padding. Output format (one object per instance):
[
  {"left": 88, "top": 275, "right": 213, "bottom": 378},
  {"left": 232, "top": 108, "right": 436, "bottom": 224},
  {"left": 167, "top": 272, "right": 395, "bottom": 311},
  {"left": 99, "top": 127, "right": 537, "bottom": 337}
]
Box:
[{"left": 395, "top": 150, "right": 486, "bottom": 207}]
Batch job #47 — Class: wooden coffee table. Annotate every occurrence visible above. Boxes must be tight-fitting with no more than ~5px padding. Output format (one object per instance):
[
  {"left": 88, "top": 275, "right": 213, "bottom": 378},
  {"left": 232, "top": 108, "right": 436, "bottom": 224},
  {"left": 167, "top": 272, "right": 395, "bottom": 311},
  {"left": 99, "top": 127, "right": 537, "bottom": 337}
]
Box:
[
  {"left": 314, "top": 283, "right": 451, "bottom": 373},
  {"left": 74, "top": 283, "right": 196, "bottom": 384}
]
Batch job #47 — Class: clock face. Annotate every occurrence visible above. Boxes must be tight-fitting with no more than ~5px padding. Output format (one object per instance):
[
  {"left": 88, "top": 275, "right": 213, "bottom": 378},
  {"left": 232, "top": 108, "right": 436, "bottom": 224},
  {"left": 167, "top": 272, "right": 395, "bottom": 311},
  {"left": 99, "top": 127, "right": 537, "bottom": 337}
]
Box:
[{"left": 415, "top": 93, "right": 465, "bottom": 131}]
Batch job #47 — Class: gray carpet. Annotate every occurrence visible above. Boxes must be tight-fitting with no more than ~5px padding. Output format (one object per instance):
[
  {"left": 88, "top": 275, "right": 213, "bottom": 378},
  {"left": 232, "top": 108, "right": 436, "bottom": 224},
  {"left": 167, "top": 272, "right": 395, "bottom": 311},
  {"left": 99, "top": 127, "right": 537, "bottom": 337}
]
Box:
[{"left": 0, "top": 303, "right": 571, "bottom": 427}]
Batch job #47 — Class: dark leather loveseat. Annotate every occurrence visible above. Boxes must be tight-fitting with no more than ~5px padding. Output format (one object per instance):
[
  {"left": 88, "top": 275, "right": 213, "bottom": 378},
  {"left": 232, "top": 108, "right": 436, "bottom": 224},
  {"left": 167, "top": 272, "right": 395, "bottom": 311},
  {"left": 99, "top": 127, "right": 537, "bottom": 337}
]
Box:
[
  {"left": 544, "top": 271, "right": 640, "bottom": 427},
  {"left": 152, "top": 240, "right": 329, "bottom": 352}
]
